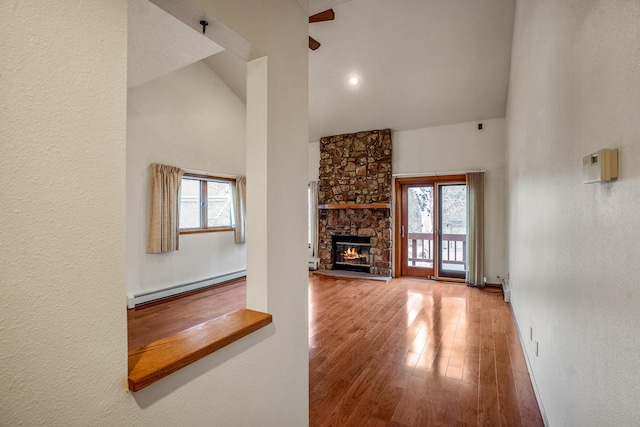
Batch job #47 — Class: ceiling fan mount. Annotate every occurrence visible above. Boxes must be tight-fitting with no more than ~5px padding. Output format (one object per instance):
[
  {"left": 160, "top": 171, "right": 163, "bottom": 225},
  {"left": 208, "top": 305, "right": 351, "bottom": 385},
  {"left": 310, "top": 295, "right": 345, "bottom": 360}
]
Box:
[{"left": 309, "top": 9, "right": 335, "bottom": 50}]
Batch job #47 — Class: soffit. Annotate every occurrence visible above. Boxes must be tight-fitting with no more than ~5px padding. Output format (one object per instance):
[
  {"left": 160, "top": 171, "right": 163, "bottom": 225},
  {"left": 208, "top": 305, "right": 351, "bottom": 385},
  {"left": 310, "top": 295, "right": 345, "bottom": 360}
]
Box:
[{"left": 128, "top": 0, "right": 224, "bottom": 89}]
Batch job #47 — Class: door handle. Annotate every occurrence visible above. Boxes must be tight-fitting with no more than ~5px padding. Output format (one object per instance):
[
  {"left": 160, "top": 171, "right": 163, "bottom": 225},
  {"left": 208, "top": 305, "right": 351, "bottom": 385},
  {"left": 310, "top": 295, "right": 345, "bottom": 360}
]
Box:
[{"left": 401, "top": 226, "right": 405, "bottom": 238}]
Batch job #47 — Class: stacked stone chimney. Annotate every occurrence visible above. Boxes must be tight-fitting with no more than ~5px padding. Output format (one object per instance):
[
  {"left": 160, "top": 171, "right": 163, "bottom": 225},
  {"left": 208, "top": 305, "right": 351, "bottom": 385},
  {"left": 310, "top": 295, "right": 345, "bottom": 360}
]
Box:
[{"left": 317, "top": 129, "right": 392, "bottom": 276}]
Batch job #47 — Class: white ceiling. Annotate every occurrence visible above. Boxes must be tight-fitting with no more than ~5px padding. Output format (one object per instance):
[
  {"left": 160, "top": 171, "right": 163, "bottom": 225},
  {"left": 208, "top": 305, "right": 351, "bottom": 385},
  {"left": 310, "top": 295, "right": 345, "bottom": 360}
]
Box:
[
  {"left": 203, "top": 51, "right": 247, "bottom": 102},
  {"left": 127, "top": 0, "right": 224, "bottom": 89},
  {"left": 129, "top": 0, "right": 516, "bottom": 143},
  {"left": 310, "top": 0, "right": 354, "bottom": 15},
  {"left": 308, "top": 0, "right": 516, "bottom": 141}
]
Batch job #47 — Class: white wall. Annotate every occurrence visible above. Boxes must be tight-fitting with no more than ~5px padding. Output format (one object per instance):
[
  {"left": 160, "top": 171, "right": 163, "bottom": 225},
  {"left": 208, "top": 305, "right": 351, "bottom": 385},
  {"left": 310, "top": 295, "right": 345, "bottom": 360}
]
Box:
[
  {"left": 127, "top": 60, "right": 246, "bottom": 296},
  {"left": 309, "top": 118, "right": 508, "bottom": 282},
  {"left": 506, "top": 1, "right": 640, "bottom": 425},
  {"left": 309, "top": 140, "right": 321, "bottom": 182},
  {"left": 0, "top": 1, "right": 130, "bottom": 424},
  {"left": 0, "top": 1, "right": 309, "bottom": 425}
]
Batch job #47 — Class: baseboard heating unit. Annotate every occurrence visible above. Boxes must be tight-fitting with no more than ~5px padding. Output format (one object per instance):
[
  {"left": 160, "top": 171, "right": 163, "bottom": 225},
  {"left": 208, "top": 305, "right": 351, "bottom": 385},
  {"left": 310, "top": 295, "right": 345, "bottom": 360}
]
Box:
[
  {"left": 127, "top": 270, "right": 246, "bottom": 309},
  {"left": 498, "top": 275, "right": 511, "bottom": 303}
]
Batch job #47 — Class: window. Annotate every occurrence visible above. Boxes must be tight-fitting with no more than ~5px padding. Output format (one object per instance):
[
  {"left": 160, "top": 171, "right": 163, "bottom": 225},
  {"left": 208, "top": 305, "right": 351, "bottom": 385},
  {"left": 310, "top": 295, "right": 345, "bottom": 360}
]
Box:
[{"left": 179, "top": 174, "right": 236, "bottom": 233}]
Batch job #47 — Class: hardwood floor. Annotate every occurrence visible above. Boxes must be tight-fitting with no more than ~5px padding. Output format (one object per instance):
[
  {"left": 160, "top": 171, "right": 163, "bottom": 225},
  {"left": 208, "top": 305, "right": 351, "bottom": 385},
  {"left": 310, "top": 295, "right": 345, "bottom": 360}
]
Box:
[
  {"left": 309, "top": 274, "right": 543, "bottom": 427},
  {"left": 127, "top": 274, "right": 543, "bottom": 426},
  {"left": 127, "top": 280, "right": 246, "bottom": 351}
]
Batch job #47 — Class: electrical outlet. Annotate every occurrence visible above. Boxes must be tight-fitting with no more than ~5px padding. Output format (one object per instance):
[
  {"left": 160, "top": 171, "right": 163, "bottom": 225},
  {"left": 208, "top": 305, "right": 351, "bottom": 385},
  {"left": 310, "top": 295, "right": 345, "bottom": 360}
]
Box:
[
  {"left": 530, "top": 327, "right": 533, "bottom": 341},
  {"left": 535, "top": 341, "right": 539, "bottom": 357},
  {"left": 483, "top": 276, "right": 487, "bottom": 283}
]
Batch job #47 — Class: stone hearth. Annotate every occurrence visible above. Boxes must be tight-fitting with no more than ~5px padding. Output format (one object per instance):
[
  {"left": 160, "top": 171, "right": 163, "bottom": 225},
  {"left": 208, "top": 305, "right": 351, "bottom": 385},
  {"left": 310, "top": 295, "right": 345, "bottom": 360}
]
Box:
[{"left": 317, "top": 129, "right": 392, "bottom": 276}]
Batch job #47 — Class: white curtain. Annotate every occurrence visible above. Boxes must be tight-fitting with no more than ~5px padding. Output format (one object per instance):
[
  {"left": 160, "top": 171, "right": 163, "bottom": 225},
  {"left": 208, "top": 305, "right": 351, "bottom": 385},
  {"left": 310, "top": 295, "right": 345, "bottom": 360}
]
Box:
[
  {"left": 309, "top": 181, "right": 319, "bottom": 257},
  {"left": 466, "top": 172, "right": 485, "bottom": 287},
  {"left": 147, "top": 163, "right": 184, "bottom": 253},
  {"left": 234, "top": 176, "right": 246, "bottom": 244}
]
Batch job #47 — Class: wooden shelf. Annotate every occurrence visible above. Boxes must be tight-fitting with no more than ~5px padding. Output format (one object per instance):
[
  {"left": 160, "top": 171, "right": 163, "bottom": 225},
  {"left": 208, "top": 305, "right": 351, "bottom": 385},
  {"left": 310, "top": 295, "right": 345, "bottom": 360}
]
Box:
[
  {"left": 127, "top": 308, "right": 272, "bottom": 392},
  {"left": 317, "top": 203, "right": 390, "bottom": 210}
]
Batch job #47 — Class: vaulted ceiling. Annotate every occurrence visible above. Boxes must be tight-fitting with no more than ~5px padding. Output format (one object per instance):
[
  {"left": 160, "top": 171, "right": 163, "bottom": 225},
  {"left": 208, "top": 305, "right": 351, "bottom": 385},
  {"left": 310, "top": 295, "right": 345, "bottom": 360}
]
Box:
[
  {"left": 307, "top": 0, "right": 515, "bottom": 141},
  {"left": 129, "top": 0, "right": 516, "bottom": 142}
]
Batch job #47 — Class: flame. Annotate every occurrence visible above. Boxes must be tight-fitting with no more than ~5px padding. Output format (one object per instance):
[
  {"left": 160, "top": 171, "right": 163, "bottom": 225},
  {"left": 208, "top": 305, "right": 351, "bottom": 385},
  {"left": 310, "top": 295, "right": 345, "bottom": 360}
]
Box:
[{"left": 341, "top": 246, "right": 368, "bottom": 263}]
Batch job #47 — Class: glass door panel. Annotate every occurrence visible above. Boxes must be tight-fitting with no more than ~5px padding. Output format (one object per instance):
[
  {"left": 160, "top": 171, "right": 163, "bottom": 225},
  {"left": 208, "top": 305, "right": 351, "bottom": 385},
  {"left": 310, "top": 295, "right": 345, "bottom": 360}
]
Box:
[
  {"left": 402, "top": 185, "right": 434, "bottom": 278},
  {"left": 437, "top": 184, "right": 467, "bottom": 279}
]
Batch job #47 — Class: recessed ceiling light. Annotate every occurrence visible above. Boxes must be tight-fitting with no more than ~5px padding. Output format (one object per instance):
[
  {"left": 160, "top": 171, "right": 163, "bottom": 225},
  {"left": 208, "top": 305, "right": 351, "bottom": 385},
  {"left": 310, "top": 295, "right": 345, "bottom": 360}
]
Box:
[{"left": 348, "top": 76, "right": 360, "bottom": 86}]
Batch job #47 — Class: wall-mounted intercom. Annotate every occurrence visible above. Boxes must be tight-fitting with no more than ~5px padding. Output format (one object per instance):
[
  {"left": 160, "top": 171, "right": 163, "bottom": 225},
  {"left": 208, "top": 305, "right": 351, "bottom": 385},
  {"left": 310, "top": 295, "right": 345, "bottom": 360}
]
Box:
[{"left": 583, "top": 148, "right": 618, "bottom": 183}]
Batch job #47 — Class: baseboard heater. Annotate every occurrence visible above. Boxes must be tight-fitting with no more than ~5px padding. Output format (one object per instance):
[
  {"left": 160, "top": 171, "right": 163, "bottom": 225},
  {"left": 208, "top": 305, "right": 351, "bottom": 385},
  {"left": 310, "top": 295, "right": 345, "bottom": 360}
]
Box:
[
  {"left": 498, "top": 275, "right": 511, "bottom": 303},
  {"left": 127, "top": 270, "right": 246, "bottom": 309}
]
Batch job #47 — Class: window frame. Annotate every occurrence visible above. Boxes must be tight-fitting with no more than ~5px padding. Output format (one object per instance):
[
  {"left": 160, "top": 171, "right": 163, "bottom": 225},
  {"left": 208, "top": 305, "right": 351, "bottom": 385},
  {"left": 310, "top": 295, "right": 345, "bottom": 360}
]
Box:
[{"left": 179, "top": 173, "right": 236, "bottom": 234}]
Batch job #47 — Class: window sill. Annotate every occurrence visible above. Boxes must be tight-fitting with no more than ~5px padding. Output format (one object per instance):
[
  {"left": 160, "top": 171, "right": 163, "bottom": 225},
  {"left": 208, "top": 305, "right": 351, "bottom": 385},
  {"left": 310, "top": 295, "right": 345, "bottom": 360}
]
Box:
[
  {"left": 127, "top": 308, "right": 272, "bottom": 392},
  {"left": 180, "top": 227, "right": 235, "bottom": 235}
]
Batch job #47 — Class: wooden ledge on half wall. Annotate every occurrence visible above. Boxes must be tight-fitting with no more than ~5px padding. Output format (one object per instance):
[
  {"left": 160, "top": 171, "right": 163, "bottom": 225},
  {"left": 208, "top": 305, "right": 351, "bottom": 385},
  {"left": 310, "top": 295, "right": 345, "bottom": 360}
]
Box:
[
  {"left": 127, "top": 308, "right": 272, "bottom": 392},
  {"left": 317, "top": 203, "right": 390, "bottom": 210}
]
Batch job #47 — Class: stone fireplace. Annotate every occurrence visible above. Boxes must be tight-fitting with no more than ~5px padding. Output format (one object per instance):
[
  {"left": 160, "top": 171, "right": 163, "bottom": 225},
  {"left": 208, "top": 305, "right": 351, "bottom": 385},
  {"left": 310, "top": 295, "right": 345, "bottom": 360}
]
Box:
[{"left": 317, "top": 129, "right": 392, "bottom": 276}]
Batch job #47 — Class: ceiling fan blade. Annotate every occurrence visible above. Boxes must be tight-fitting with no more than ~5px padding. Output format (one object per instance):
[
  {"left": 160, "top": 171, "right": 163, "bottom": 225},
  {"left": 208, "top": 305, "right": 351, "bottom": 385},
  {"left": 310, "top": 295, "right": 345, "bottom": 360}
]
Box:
[
  {"left": 309, "top": 36, "right": 321, "bottom": 50},
  {"left": 309, "top": 9, "right": 335, "bottom": 23}
]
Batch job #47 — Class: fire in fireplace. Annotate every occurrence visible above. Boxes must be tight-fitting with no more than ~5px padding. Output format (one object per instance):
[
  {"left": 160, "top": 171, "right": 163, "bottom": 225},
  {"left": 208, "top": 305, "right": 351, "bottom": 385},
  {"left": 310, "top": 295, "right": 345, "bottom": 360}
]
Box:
[{"left": 332, "top": 236, "right": 371, "bottom": 273}]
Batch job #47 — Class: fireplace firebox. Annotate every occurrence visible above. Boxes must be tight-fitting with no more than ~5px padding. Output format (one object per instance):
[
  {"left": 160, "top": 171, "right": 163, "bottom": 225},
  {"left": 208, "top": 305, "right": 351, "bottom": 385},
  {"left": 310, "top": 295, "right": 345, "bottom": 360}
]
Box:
[{"left": 332, "top": 236, "right": 371, "bottom": 273}]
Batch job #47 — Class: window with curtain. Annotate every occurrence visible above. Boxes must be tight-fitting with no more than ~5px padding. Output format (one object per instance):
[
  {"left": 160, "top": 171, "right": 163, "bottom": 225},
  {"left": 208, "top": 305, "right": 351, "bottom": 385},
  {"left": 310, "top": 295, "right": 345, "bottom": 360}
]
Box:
[
  {"left": 309, "top": 181, "right": 319, "bottom": 258},
  {"left": 179, "top": 174, "right": 236, "bottom": 233},
  {"left": 147, "top": 163, "right": 185, "bottom": 253},
  {"left": 308, "top": 186, "right": 312, "bottom": 246},
  {"left": 466, "top": 171, "right": 485, "bottom": 287},
  {"left": 234, "top": 176, "right": 246, "bottom": 244}
]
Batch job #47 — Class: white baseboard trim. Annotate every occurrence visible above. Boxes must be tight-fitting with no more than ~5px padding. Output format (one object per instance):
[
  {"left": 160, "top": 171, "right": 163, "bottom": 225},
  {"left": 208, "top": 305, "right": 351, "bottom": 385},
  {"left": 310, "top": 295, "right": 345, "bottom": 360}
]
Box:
[
  {"left": 127, "top": 269, "right": 246, "bottom": 309},
  {"left": 510, "top": 304, "right": 550, "bottom": 426}
]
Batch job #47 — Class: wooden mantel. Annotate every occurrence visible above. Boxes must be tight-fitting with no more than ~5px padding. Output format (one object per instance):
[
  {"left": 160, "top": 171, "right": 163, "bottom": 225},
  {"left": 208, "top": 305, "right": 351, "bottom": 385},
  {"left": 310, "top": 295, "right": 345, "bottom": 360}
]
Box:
[{"left": 317, "top": 203, "right": 391, "bottom": 210}]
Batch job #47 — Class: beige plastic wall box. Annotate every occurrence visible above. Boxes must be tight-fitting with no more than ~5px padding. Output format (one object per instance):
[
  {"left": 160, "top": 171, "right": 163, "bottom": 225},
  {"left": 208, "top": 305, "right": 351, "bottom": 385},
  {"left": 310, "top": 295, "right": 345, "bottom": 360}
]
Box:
[{"left": 583, "top": 148, "right": 618, "bottom": 183}]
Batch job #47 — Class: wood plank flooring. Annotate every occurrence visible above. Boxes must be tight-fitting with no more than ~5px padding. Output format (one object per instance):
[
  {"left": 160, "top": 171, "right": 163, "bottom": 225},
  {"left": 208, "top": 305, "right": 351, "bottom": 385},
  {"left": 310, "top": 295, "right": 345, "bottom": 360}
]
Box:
[
  {"left": 309, "top": 274, "right": 544, "bottom": 427},
  {"left": 127, "top": 274, "right": 543, "bottom": 426},
  {"left": 127, "top": 280, "right": 246, "bottom": 351}
]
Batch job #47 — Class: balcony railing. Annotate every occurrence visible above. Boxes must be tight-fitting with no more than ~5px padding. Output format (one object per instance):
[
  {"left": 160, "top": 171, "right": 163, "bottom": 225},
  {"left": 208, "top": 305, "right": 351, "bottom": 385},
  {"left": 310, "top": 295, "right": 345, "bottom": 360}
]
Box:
[{"left": 407, "top": 232, "right": 466, "bottom": 270}]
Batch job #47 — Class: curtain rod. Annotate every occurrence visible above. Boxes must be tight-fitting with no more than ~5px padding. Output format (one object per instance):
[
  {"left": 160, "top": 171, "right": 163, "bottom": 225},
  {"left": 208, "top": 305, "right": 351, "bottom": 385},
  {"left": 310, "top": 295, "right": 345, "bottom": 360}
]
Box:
[
  {"left": 182, "top": 168, "right": 239, "bottom": 179},
  {"left": 392, "top": 169, "right": 485, "bottom": 178}
]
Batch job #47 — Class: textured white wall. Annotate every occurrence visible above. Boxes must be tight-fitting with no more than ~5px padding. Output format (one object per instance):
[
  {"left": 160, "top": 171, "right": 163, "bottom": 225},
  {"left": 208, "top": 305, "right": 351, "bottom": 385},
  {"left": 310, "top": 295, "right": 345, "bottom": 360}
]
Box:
[
  {"left": 506, "top": 1, "right": 640, "bottom": 425},
  {"left": 0, "top": 1, "right": 130, "bottom": 424},
  {"left": 1, "top": 0, "right": 309, "bottom": 425},
  {"left": 127, "top": 61, "right": 247, "bottom": 295}
]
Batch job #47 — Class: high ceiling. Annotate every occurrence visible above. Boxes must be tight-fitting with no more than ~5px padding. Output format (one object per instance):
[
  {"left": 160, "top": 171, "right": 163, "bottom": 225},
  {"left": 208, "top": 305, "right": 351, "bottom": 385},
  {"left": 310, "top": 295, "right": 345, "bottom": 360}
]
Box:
[
  {"left": 130, "top": 0, "right": 516, "bottom": 143},
  {"left": 307, "top": 0, "right": 516, "bottom": 141},
  {"left": 128, "top": 0, "right": 224, "bottom": 89}
]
